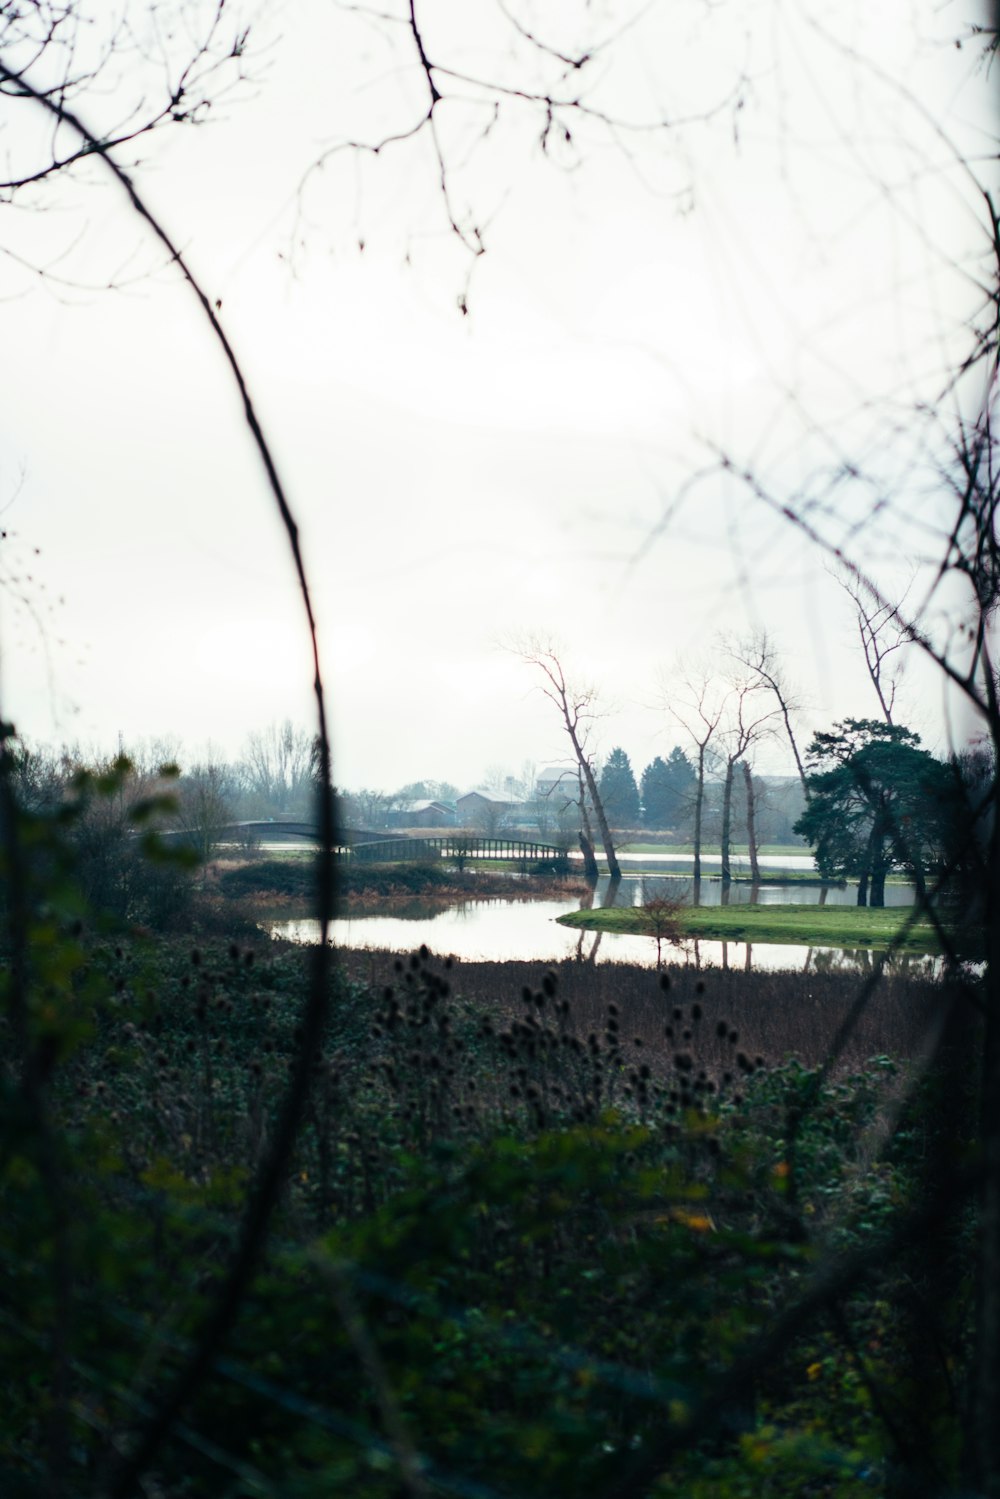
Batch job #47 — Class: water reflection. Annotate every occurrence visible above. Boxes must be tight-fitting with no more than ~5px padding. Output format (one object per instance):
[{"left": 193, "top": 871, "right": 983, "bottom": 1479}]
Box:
[
  {"left": 270, "top": 880, "right": 934, "bottom": 975},
  {"left": 590, "top": 874, "right": 916, "bottom": 909}
]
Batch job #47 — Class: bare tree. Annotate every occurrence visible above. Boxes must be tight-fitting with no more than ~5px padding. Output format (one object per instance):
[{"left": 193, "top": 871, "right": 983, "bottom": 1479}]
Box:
[
  {"left": 516, "top": 639, "right": 621, "bottom": 879},
  {"left": 241, "top": 720, "right": 316, "bottom": 818},
  {"left": 833, "top": 570, "right": 916, "bottom": 727},
  {"left": 740, "top": 760, "right": 761, "bottom": 886},
  {"left": 639, "top": 879, "right": 682, "bottom": 969},
  {"left": 716, "top": 671, "right": 779, "bottom": 890},
  {"left": 179, "top": 758, "right": 235, "bottom": 869},
  {"left": 0, "top": 3, "right": 255, "bottom": 285},
  {"left": 296, "top": 2, "right": 747, "bottom": 296},
  {"left": 728, "top": 629, "right": 810, "bottom": 801},
  {"left": 348, "top": 787, "right": 394, "bottom": 831},
  {"left": 667, "top": 662, "right": 728, "bottom": 894},
  {"left": 574, "top": 760, "right": 600, "bottom": 881}
]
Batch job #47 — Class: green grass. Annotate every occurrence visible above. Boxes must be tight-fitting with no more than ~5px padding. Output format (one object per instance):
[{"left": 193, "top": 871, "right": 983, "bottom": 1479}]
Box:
[
  {"left": 608, "top": 864, "right": 838, "bottom": 885},
  {"left": 556, "top": 901, "right": 949, "bottom": 952}
]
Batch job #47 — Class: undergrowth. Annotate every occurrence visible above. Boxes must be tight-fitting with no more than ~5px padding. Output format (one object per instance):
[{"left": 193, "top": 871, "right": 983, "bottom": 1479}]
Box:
[{"left": 0, "top": 927, "right": 977, "bottom": 1496}]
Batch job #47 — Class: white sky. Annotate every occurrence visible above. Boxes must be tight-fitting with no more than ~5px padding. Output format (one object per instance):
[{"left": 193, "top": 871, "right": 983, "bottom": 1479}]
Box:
[{"left": 0, "top": 0, "right": 995, "bottom": 789}]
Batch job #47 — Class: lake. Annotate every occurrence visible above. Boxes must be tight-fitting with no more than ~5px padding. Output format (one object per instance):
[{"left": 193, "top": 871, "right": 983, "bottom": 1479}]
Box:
[{"left": 269, "top": 874, "right": 936, "bottom": 974}]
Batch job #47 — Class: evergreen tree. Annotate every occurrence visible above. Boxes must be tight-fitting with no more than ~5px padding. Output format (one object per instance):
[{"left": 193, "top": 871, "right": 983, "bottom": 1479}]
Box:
[
  {"left": 598, "top": 747, "right": 641, "bottom": 828},
  {"left": 793, "top": 719, "right": 953, "bottom": 906},
  {"left": 641, "top": 747, "right": 697, "bottom": 830}
]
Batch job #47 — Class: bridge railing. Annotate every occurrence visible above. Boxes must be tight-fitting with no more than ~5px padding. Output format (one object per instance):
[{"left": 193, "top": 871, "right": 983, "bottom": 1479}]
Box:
[{"left": 347, "top": 836, "right": 569, "bottom": 865}]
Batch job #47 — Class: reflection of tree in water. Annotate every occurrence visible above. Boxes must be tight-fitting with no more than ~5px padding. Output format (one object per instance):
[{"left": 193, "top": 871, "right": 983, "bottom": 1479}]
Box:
[{"left": 807, "top": 947, "right": 944, "bottom": 980}]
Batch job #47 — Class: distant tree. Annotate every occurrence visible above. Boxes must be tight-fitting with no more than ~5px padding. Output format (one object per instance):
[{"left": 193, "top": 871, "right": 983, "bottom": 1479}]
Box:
[
  {"left": 63, "top": 749, "right": 192, "bottom": 925},
  {"left": 241, "top": 721, "right": 316, "bottom": 819},
  {"left": 717, "top": 673, "right": 780, "bottom": 887},
  {"left": 669, "top": 664, "right": 728, "bottom": 889},
  {"left": 347, "top": 788, "right": 395, "bottom": 830},
  {"left": 794, "top": 719, "right": 953, "bottom": 906},
  {"left": 179, "top": 759, "right": 236, "bottom": 867},
  {"left": 728, "top": 629, "right": 810, "bottom": 801},
  {"left": 833, "top": 572, "right": 915, "bottom": 727},
  {"left": 395, "top": 779, "right": 459, "bottom": 805},
  {"left": 641, "top": 748, "right": 697, "bottom": 831},
  {"left": 639, "top": 879, "right": 683, "bottom": 969},
  {"left": 515, "top": 639, "right": 621, "bottom": 879},
  {"left": 598, "top": 747, "right": 640, "bottom": 829},
  {"left": 5, "top": 738, "right": 67, "bottom": 815}
]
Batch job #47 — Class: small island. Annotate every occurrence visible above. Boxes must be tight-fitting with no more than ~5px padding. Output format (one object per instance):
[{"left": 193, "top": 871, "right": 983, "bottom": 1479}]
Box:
[{"left": 556, "top": 900, "right": 950, "bottom": 953}]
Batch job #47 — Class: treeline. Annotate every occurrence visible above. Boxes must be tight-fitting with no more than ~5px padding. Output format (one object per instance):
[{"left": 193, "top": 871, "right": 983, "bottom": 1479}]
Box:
[
  {"left": 10, "top": 719, "right": 321, "bottom": 826},
  {"left": 3, "top": 721, "right": 324, "bottom": 924},
  {"left": 596, "top": 745, "right": 806, "bottom": 842}
]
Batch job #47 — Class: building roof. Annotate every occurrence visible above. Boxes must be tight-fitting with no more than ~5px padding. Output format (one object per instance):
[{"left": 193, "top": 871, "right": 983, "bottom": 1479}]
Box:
[{"left": 457, "top": 789, "right": 524, "bottom": 807}]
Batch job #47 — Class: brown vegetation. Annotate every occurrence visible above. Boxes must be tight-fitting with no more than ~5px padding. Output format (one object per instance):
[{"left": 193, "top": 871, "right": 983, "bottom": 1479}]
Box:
[{"left": 334, "top": 948, "right": 946, "bottom": 1079}]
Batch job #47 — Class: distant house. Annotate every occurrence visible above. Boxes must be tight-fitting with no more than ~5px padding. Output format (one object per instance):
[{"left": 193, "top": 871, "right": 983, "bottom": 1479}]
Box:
[
  {"left": 386, "top": 799, "right": 456, "bottom": 829},
  {"left": 456, "top": 790, "right": 525, "bottom": 830},
  {"left": 534, "top": 766, "right": 579, "bottom": 809}
]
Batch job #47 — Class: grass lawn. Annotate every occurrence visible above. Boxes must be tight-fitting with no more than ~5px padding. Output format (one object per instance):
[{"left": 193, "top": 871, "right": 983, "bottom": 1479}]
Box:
[
  {"left": 605, "top": 865, "right": 839, "bottom": 885},
  {"left": 556, "top": 901, "right": 950, "bottom": 952}
]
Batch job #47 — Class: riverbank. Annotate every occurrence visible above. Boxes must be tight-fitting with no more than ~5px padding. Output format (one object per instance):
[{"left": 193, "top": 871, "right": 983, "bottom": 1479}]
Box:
[
  {"left": 213, "top": 857, "right": 590, "bottom": 913},
  {"left": 557, "top": 901, "right": 951, "bottom": 952}
]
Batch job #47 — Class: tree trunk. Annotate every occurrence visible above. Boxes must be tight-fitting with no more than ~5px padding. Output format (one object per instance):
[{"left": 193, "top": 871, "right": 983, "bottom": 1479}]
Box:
[
  {"left": 720, "top": 759, "right": 735, "bottom": 886},
  {"left": 577, "top": 767, "right": 599, "bottom": 882},
  {"left": 693, "top": 745, "right": 705, "bottom": 896},
  {"left": 572, "top": 738, "right": 621, "bottom": 879},
  {"left": 856, "top": 830, "right": 873, "bottom": 907},
  {"left": 870, "top": 851, "right": 887, "bottom": 907},
  {"left": 867, "top": 810, "right": 890, "bottom": 907},
  {"left": 578, "top": 831, "right": 599, "bottom": 883},
  {"left": 742, "top": 760, "right": 760, "bottom": 884}
]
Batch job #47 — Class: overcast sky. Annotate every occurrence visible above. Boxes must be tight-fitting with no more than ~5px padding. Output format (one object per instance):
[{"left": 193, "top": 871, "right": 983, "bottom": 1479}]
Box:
[{"left": 0, "top": 0, "right": 995, "bottom": 790}]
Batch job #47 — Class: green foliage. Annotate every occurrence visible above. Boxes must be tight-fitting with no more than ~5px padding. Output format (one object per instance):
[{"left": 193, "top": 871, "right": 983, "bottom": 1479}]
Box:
[
  {"left": 598, "top": 746, "right": 641, "bottom": 827},
  {"left": 642, "top": 748, "right": 697, "bottom": 832},
  {"left": 0, "top": 732, "right": 982, "bottom": 1496},
  {"left": 794, "top": 721, "right": 956, "bottom": 907}
]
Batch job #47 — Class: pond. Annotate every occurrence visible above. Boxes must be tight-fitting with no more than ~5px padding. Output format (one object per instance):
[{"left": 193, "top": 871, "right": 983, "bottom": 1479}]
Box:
[{"left": 269, "top": 875, "right": 937, "bottom": 975}]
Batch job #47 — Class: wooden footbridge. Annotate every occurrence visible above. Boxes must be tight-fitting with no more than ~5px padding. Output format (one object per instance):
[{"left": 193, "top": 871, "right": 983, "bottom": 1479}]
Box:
[
  {"left": 172, "top": 822, "right": 569, "bottom": 866},
  {"left": 347, "top": 835, "right": 568, "bottom": 865}
]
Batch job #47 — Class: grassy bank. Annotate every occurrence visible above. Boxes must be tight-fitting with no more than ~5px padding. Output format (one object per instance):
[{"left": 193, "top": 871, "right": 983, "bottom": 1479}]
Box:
[
  {"left": 557, "top": 901, "right": 948, "bottom": 952},
  {"left": 215, "top": 857, "right": 588, "bottom": 911},
  {"left": 607, "top": 865, "right": 843, "bottom": 886}
]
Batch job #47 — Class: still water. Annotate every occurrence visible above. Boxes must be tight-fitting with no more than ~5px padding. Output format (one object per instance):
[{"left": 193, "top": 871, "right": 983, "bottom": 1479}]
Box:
[{"left": 270, "top": 875, "right": 930, "bottom": 974}]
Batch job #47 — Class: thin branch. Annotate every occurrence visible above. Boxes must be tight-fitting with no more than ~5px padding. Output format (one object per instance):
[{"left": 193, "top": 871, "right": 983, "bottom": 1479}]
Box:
[{"left": 0, "top": 56, "right": 339, "bottom": 1498}]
